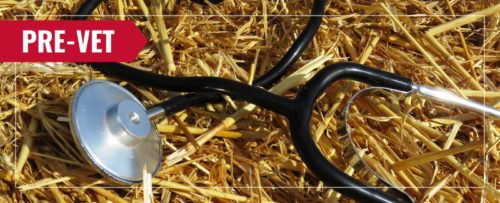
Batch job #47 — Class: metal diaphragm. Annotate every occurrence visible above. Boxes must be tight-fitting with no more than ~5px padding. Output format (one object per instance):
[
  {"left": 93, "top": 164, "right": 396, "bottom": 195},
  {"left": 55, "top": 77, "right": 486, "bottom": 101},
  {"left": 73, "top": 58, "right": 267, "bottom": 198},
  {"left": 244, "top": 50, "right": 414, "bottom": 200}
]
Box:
[{"left": 69, "top": 80, "right": 162, "bottom": 184}]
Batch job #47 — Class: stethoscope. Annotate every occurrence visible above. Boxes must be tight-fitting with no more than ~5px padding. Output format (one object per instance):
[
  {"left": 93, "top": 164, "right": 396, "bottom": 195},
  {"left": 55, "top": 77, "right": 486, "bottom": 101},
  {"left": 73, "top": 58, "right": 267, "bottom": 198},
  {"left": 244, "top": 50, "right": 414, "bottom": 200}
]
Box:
[
  {"left": 72, "top": 62, "right": 500, "bottom": 203},
  {"left": 68, "top": 1, "right": 500, "bottom": 203}
]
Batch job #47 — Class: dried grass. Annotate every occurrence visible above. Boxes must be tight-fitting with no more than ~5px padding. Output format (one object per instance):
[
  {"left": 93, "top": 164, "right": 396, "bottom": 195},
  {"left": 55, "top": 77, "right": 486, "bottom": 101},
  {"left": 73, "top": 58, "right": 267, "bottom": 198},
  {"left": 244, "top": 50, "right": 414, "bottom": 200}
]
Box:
[{"left": 1, "top": 0, "right": 500, "bottom": 202}]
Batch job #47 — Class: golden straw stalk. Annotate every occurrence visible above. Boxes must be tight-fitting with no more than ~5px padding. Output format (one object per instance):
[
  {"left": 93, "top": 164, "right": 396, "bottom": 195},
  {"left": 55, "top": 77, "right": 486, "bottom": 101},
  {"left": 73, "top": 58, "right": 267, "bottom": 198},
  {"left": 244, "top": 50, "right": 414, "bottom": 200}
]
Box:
[
  {"left": 152, "top": 178, "right": 276, "bottom": 203},
  {"left": 378, "top": 3, "right": 467, "bottom": 98},
  {"left": 427, "top": 4, "right": 500, "bottom": 36},
  {"left": 164, "top": 55, "right": 333, "bottom": 166},
  {"left": 391, "top": 140, "right": 483, "bottom": 172},
  {"left": 15, "top": 116, "right": 37, "bottom": 179}
]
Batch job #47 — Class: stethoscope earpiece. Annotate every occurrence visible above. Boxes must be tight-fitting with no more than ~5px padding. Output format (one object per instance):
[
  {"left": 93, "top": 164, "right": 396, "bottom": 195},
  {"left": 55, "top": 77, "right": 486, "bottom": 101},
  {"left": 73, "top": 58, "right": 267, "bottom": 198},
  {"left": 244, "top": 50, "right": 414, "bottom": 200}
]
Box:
[{"left": 70, "top": 80, "right": 162, "bottom": 184}]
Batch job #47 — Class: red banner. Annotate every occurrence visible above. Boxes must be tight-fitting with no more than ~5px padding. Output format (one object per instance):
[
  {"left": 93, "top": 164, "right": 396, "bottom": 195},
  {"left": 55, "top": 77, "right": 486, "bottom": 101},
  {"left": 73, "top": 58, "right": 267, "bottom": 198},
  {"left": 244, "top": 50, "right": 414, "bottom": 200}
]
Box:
[{"left": 0, "top": 21, "right": 148, "bottom": 62}]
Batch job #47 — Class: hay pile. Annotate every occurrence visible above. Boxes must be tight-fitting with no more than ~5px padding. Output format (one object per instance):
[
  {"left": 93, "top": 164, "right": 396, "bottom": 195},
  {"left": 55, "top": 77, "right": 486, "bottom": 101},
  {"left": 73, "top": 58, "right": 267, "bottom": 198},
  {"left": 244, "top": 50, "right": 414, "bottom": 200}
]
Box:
[{"left": 1, "top": 0, "right": 500, "bottom": 202}]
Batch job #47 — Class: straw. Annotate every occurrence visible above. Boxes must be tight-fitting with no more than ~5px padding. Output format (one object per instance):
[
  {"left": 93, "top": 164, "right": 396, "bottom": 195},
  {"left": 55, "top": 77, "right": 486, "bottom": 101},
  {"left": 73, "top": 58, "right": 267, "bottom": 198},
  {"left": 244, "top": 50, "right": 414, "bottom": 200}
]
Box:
[
  {"left": 91, "top": 188, "right": 130, "bottom": 203},
  {"left": 152, "top": 0, "right": 176, "bottom": 73},
  {"left": 15, "top": 116, "right": 37, "bottom": 179},
  {"left": 427, "top": 3, "right": 500, "bottom": 36},
  {"left": 32, "top": 158, "right": 67, "bottom": 203},
  {"left": 164, "top": 54, "right": 332, "bottom": 166},
  {"left": 156, "top": 124, "right": 266, "bottom": 139},
  {"left": 3, "top": 1, "right": 499, "bottom": 202},
  {"left": 172, "top": 115, "right": 200, "bottom": 149},
  {"left": 378, "top": 3, "right": 467, "bottom": 98},
  {"left": 152, "top": 178, "right": 276, "bottom": 203},
  {"left": 391, "top": 140, "right": 484, "bottom": 172}
]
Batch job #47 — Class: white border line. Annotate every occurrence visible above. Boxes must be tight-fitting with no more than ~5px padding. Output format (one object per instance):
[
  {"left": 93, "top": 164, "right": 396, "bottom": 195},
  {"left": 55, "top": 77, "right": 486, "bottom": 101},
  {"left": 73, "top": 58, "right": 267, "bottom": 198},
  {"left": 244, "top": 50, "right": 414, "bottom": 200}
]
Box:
[{"left": 12, "top": 14, "right": 488, "bottom": 190}]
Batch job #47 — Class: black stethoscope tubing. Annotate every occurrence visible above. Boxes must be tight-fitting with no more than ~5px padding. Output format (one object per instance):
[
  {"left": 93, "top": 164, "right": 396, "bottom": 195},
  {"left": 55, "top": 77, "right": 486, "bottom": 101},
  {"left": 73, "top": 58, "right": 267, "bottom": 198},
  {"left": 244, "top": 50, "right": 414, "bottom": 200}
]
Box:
[
  {"left": 73, "top": 1, "right": 325, "bottom": 89},
  {"left": 73, "top": 0, "right": 325, "bottom": 109},
  {"left": 72, "top": 1, "right": 413, "bottom": 202},
  {"left": 95, "top": 62, "right": 414, "bottom": 203}
]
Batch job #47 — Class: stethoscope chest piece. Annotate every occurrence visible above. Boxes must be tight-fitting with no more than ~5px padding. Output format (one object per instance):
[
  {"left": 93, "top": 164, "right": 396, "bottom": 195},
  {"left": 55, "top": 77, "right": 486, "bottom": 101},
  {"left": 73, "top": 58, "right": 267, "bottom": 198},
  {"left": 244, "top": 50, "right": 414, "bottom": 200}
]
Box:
[{"left": 70, "top": 80, "right": 162, "bottom": 184}]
